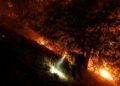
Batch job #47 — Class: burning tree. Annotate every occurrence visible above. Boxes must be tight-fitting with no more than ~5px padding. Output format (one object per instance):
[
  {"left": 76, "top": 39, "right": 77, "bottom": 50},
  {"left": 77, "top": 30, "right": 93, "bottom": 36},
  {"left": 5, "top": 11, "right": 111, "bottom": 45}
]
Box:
[{"left": 35, "top": 0, "right": 120, "bottom": 77}]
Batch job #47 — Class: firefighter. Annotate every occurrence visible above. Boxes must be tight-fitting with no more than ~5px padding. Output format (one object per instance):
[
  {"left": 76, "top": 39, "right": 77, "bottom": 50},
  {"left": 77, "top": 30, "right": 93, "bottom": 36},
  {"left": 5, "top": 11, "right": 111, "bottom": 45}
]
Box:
[{"left": 66, "top": 51, "right": 86, "bottom": 80}]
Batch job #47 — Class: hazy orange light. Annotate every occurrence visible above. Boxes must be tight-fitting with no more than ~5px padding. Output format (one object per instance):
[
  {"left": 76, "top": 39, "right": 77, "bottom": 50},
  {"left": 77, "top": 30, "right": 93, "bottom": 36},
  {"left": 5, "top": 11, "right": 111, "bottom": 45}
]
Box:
[
  {"left": 99, "top": 69, "right": 113, "bottom": 80},
  {"left": 40, "top": 41, "right": 45, "bottom": 45},
  {"left": 88, "top": 58, "right": 114, "bottom": 81}
]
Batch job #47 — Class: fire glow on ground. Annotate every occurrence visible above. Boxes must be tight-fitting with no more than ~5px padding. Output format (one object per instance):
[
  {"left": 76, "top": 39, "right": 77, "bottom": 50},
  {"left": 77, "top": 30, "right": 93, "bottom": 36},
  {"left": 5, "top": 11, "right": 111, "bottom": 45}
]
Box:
[
  {"left": 49, "top": 52, "right": 114, "bottom": 81},
  {"left": 88, "top": 58, "right": 114, "bottom": 81},
  {"left": 99, "top": 69, "right": 113, "bottom": 80}
]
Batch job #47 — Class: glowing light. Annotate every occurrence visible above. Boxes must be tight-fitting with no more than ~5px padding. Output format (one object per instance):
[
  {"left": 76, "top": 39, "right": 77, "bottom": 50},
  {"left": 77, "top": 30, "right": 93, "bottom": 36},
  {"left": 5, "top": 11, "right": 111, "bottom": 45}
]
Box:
[
  {"left": 40, "top": 41, "right": 45, "bottom": 45},
  {"left": 88, "top": 58, "right": 114, "bottom": 81},
  {"left": 88, "top": 58, "right": 94, "bottom": 71},
  {"left": 49, "top": 65, "right": 67, "bottom": 80},
  {"left": 49, "top": 52, "right": 68, "bottom": 80},
  {"left": 100, "top": 69, "right": 113, "bottom": 80},
  {"left": 57, "top": 52, "right": 67, "bottom": 67}
]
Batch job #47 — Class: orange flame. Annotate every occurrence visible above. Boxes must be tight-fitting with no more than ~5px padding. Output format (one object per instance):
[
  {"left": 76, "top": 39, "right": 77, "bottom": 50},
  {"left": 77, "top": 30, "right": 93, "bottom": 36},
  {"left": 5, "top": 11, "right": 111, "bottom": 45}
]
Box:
[
  {"left": 99, "top": 69, "right": 113, "bottom": 80},
  {"left": 15, "top": 28, "right": 63, "bottom": 55},
  {"left": 88, "top": 58, "right": 113, "bottom": 81}
]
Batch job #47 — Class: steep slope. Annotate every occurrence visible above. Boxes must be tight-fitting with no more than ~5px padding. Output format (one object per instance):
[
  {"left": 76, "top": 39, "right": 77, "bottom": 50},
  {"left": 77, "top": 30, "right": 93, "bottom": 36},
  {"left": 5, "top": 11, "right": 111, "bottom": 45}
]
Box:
[{"left": 0, "top": 27, "right": 115, "bottom": 86}]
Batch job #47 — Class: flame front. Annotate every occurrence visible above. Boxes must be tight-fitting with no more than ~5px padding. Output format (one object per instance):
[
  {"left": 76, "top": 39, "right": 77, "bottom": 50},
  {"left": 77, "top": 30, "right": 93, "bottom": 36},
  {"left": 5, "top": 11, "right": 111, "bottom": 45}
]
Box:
[
  {"left": 88, "top": 58, "right": 113, "bottom": 81},
  {"left": 99, "top": 69, "right": 113, "bottom": 80},
  {"left": 15, "top": 28, "right": 63, "bottom": 54}
]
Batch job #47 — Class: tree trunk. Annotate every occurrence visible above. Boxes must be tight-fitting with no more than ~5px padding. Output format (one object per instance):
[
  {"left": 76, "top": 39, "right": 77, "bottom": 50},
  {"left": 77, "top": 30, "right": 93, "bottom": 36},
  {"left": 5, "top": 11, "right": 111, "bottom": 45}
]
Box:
[{"left": 84, "top": 50, "right": 91, "bottom": 72}]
